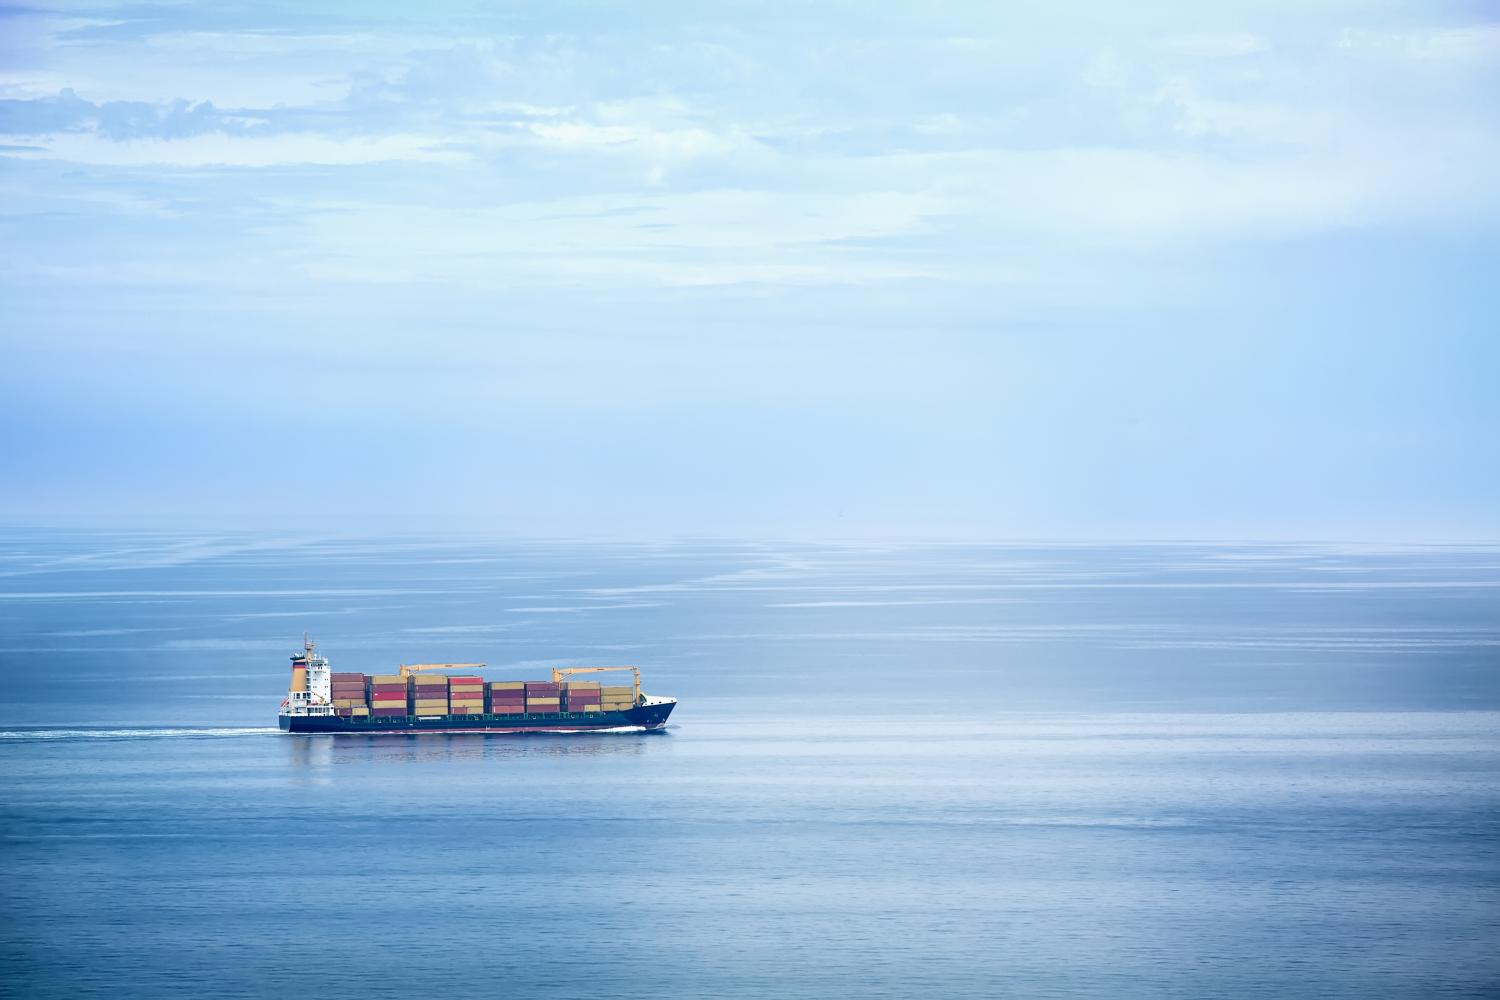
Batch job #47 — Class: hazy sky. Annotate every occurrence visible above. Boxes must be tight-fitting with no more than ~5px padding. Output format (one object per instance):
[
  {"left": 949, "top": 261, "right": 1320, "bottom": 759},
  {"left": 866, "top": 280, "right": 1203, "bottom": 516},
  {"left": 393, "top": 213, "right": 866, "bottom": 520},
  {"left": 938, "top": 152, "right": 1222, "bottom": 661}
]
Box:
[{"left": 2, "top": 2, "right": 1497, "bottom": 538}]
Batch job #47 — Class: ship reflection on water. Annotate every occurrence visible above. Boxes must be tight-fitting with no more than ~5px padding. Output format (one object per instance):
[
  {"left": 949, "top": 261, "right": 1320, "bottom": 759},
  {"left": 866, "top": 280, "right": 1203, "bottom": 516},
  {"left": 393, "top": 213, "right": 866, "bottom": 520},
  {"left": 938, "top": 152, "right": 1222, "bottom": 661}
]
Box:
[{"left": 284, "top": 727, "right": 667, "bottom": 770}]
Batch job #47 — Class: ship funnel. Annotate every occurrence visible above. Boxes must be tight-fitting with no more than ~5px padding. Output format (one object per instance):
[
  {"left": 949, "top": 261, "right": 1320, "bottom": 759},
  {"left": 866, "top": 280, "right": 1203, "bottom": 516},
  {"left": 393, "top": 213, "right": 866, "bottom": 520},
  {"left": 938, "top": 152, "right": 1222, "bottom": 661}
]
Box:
[{"left": 289, "top": 639, "right": 310, "bottom": 694}]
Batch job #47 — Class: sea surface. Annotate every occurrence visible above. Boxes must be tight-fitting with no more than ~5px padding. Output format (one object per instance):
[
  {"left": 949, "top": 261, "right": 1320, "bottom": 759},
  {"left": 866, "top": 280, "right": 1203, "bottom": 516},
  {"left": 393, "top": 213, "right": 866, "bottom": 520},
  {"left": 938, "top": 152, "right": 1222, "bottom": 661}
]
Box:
[{"left": 1, "top": 531, "right": 1497, "bottom": 998}]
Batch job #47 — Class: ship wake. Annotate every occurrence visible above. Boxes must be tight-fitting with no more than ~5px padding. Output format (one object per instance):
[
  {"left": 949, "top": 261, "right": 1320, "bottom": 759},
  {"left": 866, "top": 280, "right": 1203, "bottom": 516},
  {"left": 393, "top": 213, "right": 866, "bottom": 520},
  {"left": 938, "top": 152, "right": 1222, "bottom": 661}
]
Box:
[{"left": 0, "top": 727, "right": 280, "bottom": 742}]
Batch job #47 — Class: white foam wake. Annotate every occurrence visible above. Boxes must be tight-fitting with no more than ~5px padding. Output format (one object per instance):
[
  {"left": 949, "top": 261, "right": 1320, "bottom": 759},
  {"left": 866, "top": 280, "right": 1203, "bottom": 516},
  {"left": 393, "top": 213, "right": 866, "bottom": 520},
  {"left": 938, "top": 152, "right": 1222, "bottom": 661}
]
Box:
[{"left": 0, "top": 727, "right": 280, "bottom": 742}]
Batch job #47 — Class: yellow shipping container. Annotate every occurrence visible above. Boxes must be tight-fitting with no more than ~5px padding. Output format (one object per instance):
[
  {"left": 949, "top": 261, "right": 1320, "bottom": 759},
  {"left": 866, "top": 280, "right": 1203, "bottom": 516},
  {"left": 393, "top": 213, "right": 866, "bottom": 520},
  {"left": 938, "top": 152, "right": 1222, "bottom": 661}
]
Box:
[
  {"left": 600, "top": 686, "right": 633, "bottom": 696},
  {"left": 371, "top": 675, "right": 406, "bottom": 684},
  {"left": 582, "top": 705, "right": 602, "bottom": 713},
  {"left": 489, "top": 681, "right": 525, "bottom": 690},
  {"left": 414, "top": 708, "right": 446, "bottom": 716},
  {"left": 413, "top": 699, "right": 447, "bottom": 708}
]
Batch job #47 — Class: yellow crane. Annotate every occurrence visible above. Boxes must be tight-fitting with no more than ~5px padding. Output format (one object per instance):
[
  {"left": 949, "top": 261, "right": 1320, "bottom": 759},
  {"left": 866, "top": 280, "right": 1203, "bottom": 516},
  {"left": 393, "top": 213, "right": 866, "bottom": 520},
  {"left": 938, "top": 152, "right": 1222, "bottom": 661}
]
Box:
[
  {"left": 551, "top": 665, "right": 640, "bottom": 704},
  {"left": 398, "top": 662, "right": 486, "bottom": 678}
]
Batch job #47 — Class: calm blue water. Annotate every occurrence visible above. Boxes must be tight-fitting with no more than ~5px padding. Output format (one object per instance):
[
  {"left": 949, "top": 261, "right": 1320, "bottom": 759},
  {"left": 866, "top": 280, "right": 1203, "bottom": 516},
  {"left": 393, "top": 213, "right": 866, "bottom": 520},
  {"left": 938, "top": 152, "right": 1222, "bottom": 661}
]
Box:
[{"left": 1, "top": 532, "right": 1498, "bottom": 998}]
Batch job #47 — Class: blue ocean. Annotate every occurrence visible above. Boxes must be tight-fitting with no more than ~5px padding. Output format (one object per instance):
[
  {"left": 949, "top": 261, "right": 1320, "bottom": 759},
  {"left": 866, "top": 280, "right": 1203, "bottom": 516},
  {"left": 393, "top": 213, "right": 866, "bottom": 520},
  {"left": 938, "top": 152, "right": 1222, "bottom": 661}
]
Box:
[{"left": 1, "top": 531, "right": 1497, "bottom": 998}]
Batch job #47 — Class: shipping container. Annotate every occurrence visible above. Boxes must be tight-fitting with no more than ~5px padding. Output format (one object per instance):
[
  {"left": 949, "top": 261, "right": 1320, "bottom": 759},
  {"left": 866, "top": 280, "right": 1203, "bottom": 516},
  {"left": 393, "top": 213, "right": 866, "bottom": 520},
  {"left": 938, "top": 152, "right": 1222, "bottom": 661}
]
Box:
[
  {"left": 371, "top": 675, "right": 405, "bottom": 684},
  {"left": 371, "top": 708, "right": 408, "bottom": 718},
  {"left": 489, "top": 681, "right": 525, "bottom": 690}
]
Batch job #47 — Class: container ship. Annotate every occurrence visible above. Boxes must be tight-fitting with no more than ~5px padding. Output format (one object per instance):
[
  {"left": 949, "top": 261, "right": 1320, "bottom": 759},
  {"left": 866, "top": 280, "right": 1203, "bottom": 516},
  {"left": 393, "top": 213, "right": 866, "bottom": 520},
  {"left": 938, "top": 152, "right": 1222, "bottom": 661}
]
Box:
[{"left": 278, "top": 637, "right": 676, "bottom": 734}]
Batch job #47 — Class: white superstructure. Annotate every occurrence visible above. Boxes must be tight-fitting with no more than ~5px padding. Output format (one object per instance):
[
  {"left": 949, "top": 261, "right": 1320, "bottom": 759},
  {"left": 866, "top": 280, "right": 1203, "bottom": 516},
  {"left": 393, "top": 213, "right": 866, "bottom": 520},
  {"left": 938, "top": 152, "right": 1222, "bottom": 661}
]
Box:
[{"left": 280, "top": 634, "right": 334, "bottom": 718}]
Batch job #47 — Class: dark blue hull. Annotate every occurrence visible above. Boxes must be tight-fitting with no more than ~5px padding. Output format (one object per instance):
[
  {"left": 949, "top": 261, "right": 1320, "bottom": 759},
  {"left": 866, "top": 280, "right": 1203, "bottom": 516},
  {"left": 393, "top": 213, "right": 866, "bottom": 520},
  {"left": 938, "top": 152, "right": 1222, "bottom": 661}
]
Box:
[{"left": 278, "top": 701, "right": 674, "bottom": 734}]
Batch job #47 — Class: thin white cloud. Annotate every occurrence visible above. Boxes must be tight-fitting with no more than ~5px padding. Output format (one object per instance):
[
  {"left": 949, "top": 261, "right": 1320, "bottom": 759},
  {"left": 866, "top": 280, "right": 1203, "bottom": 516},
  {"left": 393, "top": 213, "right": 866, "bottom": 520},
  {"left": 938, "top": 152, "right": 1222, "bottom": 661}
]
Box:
[
  {"left": 3, "top": 131, "right": 470, "bottom": 166},
  {"left": 1335, "top": 24, "right": 1500, "bottom": 62}
]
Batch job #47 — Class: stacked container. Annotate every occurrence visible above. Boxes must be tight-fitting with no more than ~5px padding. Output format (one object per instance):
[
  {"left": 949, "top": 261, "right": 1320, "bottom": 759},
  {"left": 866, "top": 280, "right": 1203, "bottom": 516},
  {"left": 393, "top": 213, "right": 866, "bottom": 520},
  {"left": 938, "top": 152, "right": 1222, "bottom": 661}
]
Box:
[
  {"left": 563, "top": 682, "right": 602, "bottom": 713},
  {"left": 448, "top": 676, "right": 485, "bottom": 716},
  {"left": 369, "top": 674, "right": 409, "bottom": 717},
  {"left": 330, "top": 672, "right": 369, "bottom": 717},
  {"left": 600, "top": 685, "right": 635, "bottom": 712},
  {"left": 412, "top": 674, "right": 448, "bottom": 716},
  {"left": 489, "top": 681, "right": 525, "bottom": 714},
  {"left": 525, "top": 681, "right": 561, "bottom": 714}
]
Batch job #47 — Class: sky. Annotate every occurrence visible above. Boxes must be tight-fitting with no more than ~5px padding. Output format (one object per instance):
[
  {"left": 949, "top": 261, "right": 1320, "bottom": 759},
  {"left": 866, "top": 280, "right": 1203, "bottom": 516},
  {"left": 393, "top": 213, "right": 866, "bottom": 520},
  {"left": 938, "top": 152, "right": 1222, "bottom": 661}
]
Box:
[{"left": 1, "top": 1, "right": 1497, "bottom": 539}]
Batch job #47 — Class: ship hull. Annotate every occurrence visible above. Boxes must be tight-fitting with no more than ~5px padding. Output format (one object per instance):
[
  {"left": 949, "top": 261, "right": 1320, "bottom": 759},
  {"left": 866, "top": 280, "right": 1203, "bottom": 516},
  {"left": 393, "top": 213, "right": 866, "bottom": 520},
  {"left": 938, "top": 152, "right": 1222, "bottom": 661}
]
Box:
[{"left": 279, "top": 701, "right": 674, "bottom": 735}]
